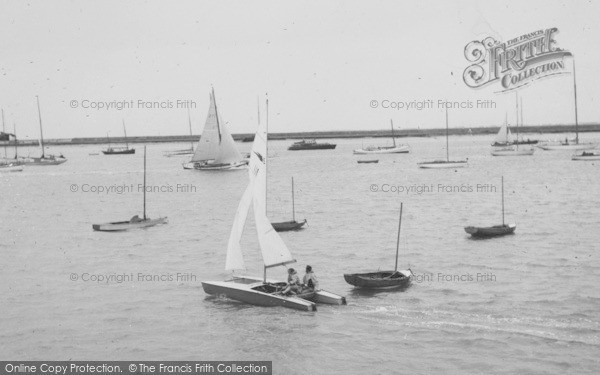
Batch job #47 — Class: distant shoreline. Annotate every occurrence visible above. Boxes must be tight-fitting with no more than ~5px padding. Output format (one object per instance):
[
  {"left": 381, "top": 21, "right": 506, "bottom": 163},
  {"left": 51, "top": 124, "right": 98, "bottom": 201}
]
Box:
[{"left": 2, "top": 123, "right": 599, "bottom": 146}]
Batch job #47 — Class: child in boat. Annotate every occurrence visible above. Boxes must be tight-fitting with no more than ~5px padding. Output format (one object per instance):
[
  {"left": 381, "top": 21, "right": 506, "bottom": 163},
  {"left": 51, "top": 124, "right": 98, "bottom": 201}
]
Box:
[
  {"left": 303, "top": 265, "right": 319, "bottom": 291},
  {"left": 281, "top": 268, "right": 302, "bottom": 295}
]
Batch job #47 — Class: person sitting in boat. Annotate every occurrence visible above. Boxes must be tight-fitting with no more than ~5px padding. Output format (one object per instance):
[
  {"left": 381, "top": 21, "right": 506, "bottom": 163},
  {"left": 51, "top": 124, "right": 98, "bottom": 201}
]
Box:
[
  {"left": 130, "top": 215, "right": 143, "bottom": 223},
  {"left": 281, "top": 268, "right": 302, "bottom": 295},
  {"left": 302, "top": 265, "right": 319, "bottom": 291}
]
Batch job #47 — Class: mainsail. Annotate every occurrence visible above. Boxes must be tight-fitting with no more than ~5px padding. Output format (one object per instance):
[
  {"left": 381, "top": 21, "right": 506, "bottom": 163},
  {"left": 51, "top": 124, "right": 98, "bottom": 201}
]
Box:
[
  {"left": 191, "top": 89, "right": 242, "bottom": 164},
  {"left": 224, "top": 98, "right": 295, "bottom": 271},
  {"left": 494, "top": 119, "right": 514, "bottom": 144}
]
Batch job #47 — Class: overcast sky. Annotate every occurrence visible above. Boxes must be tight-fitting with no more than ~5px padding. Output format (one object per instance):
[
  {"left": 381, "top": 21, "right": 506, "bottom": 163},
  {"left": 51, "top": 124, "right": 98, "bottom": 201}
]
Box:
[{"left": 1, "top": 0, "right": 599, "bottom": 139}]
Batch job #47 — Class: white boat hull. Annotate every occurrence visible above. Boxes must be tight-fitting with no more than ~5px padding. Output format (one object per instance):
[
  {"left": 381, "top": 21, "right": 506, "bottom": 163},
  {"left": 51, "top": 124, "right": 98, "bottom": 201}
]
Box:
[
  {"left": 491, "top": 147, "right": 535, "bottom": 156},
  {"left": 237, "top": 275, "right": 347, "bottom": 305},
  {"left": 418, "top": 160, "right": 468, "bottom": 169},
  {"left": 202, "top": 278, "right": 317, "bottom": 311},
  {"left": 19, "top": 156, "right": 67, "bottom": 165},
  {"left": 92, "top": 217, "right": 168, "bottom": 231},
  {"left": 182, "top": 160, "right": 248, "bottom": 170},
  {"left": 572, "top": 153, "right": 600, "bottom": 160},
  {"left": 538, "top": 143, "right": 597, "bottom": 151},
  {"left": 353, "top": 145, "right": 410, "bottom": 154},
  {"left": 0, "top": 165, "right": 23, "bottom": 172}
]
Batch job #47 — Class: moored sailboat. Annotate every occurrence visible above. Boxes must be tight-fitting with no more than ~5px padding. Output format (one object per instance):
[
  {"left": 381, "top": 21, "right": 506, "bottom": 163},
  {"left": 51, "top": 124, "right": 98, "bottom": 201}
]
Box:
[
  {"left": 202, "top": 99, "right": 345, "bottom": 310},
  {"left": 102, "top": 120, "right": 135, "bottom": 155},
  {"left": 93, "top": 146, "right": 167, "bottom": 231},
  {"left": 182, "top": 88, "right": 247, "bottom": 170},
  {"left": 538, "top": 61, "right": 596, "bottom": 151},
  {"left": 272, "top": 177, "right": 307, "bottom": 232},
  {"left": 0, "top": 112, "right": 23, "bottom": 172},
  {"left": 418, "top": 108, "right": 467, "bottom": 169},
  {"left": 464, "top": 176, "right": 516, "bottom": 238},
  {"left": 572, "top": 150, "right": 600, "bottom": 161},
  {"left": 164, "top": 108, "right": 196, "bottom": 157},
  {"left": 19, "top": 96, "right": 67, "bottom": 166},
  {"left": 491, "top": 97, "right": 534, "bottom": 156},
  {"left": 353, "top": 120, "right": 409, "bottom": 154},
  {"left": 344, "top": 203, "right": 413, "bottom": 289}
]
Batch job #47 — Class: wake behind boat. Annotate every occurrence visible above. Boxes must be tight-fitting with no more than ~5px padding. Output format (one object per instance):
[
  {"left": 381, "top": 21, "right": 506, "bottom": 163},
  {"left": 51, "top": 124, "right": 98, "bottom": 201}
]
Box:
[
  {"left": 182, "top": 88, "right": 247, "bottom": 170},
  {"left": 202, "top": 98, "right": 345, "bottom": 310},
  {"left": 344, "top": 203, "right": 413, "bottom": 289},
  {"left": 418, "top": 108, "right": 467, "bottom": 169},
  {"left": 353, "top": 120, "right": 409, "bottom": 154},
  {"left": 93, "top": 146, "right": 167, "bottom": 231}
]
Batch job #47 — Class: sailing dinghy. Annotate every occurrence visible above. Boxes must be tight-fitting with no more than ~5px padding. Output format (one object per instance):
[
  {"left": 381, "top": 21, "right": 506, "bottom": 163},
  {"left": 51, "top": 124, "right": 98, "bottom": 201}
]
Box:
[
  {"left": 102, "top": 120, "right": 135, "bottom": 155},
  {"left": 418, "top": 108, "right": 467, "bottom": 169},
  {"left": 93, "top": 146, "right": 167, "bottom": 231},
  {"left": 538, "top": 61, "right": 597, "bottom": 151},
  {"left": 202, "top": 99, "right": 345, "bottom": 310},
  {"left": 344, "top": 203, "right": 412, "bottom": 289},
  {"left": 491, "top": 96, "right": 534, "bottom": 156},
  {"left": 271, "top": 177, "right": 307, "bottom": 232},
  {"left": 19, "top": 96, "right": 67, "bottom": 166},
  {"left": 464, "top": 176, "right": 516, "bottom": 238},
  {"left": 182, "top": 88, "right": 247, "bottom": 170},
  {"left": 353, "top": 120, "right": 409, "bottom": 154}
]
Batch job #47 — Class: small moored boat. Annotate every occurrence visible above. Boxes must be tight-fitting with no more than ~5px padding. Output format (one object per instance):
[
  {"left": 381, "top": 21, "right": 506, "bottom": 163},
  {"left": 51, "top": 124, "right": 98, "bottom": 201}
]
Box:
[
  {"left": 353, "top": 120, "right": 409, "bottom": 154},
  {"left": 418, "top": 108, "right": 467, "bottom": 169},
  {"left": 102, "top": 120, "right": 135, "bottom": 155},
  {"left": 93, "top": 146, "right": 167, "bottom": 231},
  {"left": 272, "top": 177, "right": 307, "bottom": 232},
  {"left": 464, "top": 176, "right": 515, "bottom": 238},
  {"left": 572, "top": 150, "right": 600, "bottom": 160},
  {"left": 357, "top": 159, "right": 379, "bottom": 164},
  {"left": 344, "top": 203, "right": 413, "bottom": 289}
]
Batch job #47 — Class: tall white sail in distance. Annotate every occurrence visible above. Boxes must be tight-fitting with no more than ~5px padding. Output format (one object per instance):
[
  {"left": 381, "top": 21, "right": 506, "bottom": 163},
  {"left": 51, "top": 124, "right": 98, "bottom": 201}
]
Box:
[
  {"left": 225, "top": 181, "right": 254, "bottom": 271},
  {"left": 494, "top": 117, "right": 514, "bottom": 144},
  {"left": 191, "top": 89, "right": 243, "bottom": 164}
]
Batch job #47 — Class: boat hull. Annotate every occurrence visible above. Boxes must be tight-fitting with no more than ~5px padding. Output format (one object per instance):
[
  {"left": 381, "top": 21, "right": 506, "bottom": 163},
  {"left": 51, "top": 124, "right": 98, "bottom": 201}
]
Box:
[
  {"left": 234, "top": 276, "right": 346, "bottom": 305},
  {"left": 344, "top": 269, "right": 412, "bottom": 289},
  {"left": 418, "top": 160, "right": 467, "bottom": 169},
  {"left": 491, "top": 147, "right": 535, "bottom": 156},
  {"left": 464, "top": 224, "right": 516, "bottom": 238},
  {"left": 288, "top": 144, "right": 336, "bottom": 151},
  {"left": 572, "top": 152, "right": 600, "bottom": 160},
  {"left": 182, "top": 160, "right": 248, "bottom": 170},
  {"left": 202, "top": 279, "right": 317, "bottom": 311},
  {"left": 357, "top": 160, "right": 379, "bottom": 164},
  {"left": 19, "top": 156, "right": 67, "bottom": 165},
  {"left": 102, "top": 149, "right": 135, "bottom": 155},
  {"left": 353, "top": 146, "right": 409, "bottom": 154},
  {"left": 538, "top": 143, "right": 597, "bottom": 151},
  {"left": 92, "top": 217, "right": 168, "bottom": 231},
  {"left": 272, "top": 219, "right": 307, "bottom": 232},
  {"left": 0, "top": 165, "right": 23, "bottom": 172}
]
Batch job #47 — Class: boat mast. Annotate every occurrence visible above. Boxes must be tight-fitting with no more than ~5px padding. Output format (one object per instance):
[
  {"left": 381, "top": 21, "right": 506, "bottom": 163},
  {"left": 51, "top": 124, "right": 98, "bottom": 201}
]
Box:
[
  {"left": 445, "top": 107, "right": 449, "bottom": 162},
  {"left": 122, "top": 120, "right": 129, "bottom": 149},
  {"left": 2, "top": 109, "right": 6, "bottom": 159},
  {"left": 520, "top": 97, "right": 524, "bottom": 146},
  {"left": 265, "top": 97, "right": 269, "bottom": 216},
  {"left": 143, "top": 145, "right": 147, "bottom": 220},
  {"left": 292, "top": 177, "right": 295, "bottom": 222},
  {"left": 390, "top": 119, "right": 396, "bottom": 147},
  {"left": 573, "top": 60, "right": 579, "bottom": 144},
  {"left": 36, "top": 96, "right": 45, "bottom": 158},
  {"left": 187, "top": 107, "right": 194, "bottom": 151},
  {"left": 13, "top": 122, "right": 18, "bottom": 158},
  {"left": 212, "top": 87, "right": 222, "bottom": 143},
  {"left": 394, "top": 203, "right": 403, "bottom": 273},
  {"left": 515, "top": 92, "right": 519, "bottom": 150},
  {"left": 501, "top": 176, "right": 505, "bottom": 226}
]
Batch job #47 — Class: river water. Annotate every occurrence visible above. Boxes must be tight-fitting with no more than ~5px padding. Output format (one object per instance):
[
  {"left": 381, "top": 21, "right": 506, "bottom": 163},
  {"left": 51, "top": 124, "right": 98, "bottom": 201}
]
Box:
[{"left": 1, "top": 134, "right": 599, "bottom": 374}]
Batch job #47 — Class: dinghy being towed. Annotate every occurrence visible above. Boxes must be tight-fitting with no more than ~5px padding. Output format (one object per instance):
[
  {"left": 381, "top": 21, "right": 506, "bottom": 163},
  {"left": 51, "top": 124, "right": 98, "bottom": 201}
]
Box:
[
  {"left": 93, "top": 146, "right": 167, "bottom": 231},
  {"left": 202, "top": 99, "right": 345, "bottom": 310},
  {"left": 182, "top": 88, "right": 247, "bottom": 170}
]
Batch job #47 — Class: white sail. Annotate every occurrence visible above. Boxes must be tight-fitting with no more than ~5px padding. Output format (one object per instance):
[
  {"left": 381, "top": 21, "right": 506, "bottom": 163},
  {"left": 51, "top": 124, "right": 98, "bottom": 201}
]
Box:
[
  {"left": 225, "top": 182, "right": 254, "bottom": 271},
  {"left": 250, "top": 99, "right": 295, "bottom": 268},
  {"left": 191, "top": 89, "right": 242, "bottom": 164},
  {"left": 494, "top": 121, "right": 514, "bottom": 144}
]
